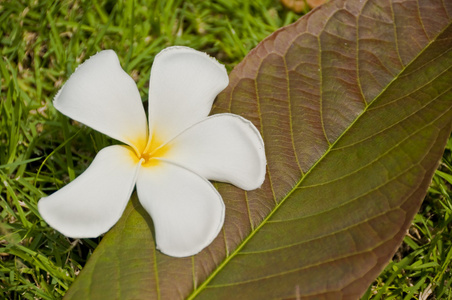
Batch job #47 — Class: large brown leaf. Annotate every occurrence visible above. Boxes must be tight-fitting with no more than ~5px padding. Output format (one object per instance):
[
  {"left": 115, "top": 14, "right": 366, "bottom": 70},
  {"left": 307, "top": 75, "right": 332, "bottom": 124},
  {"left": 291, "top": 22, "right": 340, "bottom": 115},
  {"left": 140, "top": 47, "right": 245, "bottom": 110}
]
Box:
[{"left": 64, "top": 0, "right": 452, "bottom": 299}]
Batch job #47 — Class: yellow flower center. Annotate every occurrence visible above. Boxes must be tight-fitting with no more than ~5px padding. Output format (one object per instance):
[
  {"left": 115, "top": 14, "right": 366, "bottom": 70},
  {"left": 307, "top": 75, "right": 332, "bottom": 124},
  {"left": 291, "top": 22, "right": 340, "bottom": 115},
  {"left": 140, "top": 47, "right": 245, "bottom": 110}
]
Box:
[{"left": 131, "top": 135, "right": 169, "bottom": 167}]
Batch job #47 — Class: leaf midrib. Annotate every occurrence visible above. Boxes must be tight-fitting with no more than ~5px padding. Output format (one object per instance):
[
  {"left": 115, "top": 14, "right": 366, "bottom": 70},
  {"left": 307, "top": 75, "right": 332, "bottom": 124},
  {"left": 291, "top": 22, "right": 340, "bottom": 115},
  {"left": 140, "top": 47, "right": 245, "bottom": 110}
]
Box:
[{"left": 187, "top": 18, "right": 450, "bottom": 300}]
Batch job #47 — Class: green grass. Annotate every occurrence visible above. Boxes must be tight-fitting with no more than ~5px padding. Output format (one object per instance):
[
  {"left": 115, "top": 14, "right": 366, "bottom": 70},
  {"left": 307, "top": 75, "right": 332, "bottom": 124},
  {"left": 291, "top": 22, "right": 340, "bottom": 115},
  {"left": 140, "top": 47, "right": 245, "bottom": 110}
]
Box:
[{"left": 0, "top": 0, "right": 450, "bottom": 299}]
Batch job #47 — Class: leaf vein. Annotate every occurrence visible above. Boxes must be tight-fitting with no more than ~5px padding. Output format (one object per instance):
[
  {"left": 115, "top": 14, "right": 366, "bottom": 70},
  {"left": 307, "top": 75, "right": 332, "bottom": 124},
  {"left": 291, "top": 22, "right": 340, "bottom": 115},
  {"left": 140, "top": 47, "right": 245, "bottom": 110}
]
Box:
[
  {"left": 356, "top": 7, "right": 368, "bottom": 107},
  {"left": 244, "top": 191, "right": 254, "bottom": 231},
  {"left": 390, "top": 0, "right": 405, "bottom": 67},
  {"left": 206, "top": 235, "right": 391, "bottom": 289},
  {"left": 240, "top": 207, "right": 404, "bottom": 255},
  {"left": 254, "top": 66, "right": 278, "bottom": 206},
  {"left": 335, "top": 78, "right": 452, "bottom": 151},
  {"left": 283, "top": 55, "right": 304, "bottom": 176},
  {"left": 416, "top": 0, "right": 431, "bottom": 41},
  {"left": 302, "top": 102, "right": 450, "bottom": 189},
  {"left": 267, "top": 160, "right": 422, "bottom": 226},
  {"left": 318, "top": 35, "right": 331, "bottom": 146}
]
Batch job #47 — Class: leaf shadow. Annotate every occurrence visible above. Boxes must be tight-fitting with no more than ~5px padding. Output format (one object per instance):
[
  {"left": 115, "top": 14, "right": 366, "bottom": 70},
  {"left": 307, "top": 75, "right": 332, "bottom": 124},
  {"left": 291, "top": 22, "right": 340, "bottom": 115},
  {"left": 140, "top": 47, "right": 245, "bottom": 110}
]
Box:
[{"left": 130, "top": 191, "right": 156, "bottom": 242}]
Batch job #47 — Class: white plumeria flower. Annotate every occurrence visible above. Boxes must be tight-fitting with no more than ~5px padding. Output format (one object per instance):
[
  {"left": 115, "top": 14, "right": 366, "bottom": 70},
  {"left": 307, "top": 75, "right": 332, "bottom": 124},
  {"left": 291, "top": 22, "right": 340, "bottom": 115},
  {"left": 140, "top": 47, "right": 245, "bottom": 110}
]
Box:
[{"left": 38, "top": 47, "right": 266, "bottom": 257}]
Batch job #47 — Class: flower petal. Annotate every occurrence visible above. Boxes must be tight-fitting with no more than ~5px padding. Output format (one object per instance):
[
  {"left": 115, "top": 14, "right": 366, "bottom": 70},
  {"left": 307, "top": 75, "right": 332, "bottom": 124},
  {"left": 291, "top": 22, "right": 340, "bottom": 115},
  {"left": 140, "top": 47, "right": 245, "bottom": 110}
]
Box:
[
  {"left": 38, "top": 145, "right": 141, "bottom": 238},
  {"left": 136, "top": 161, "right": 225, "bottom": 257},
  {"left": 162, "top": 114, "right": 266, "bottom": 190},
  {"left": 54, "top": 50, "right": 148, "bottom": 153},
  {"left": 148, "top": 46, "right": 229, "bottom": 143}
]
